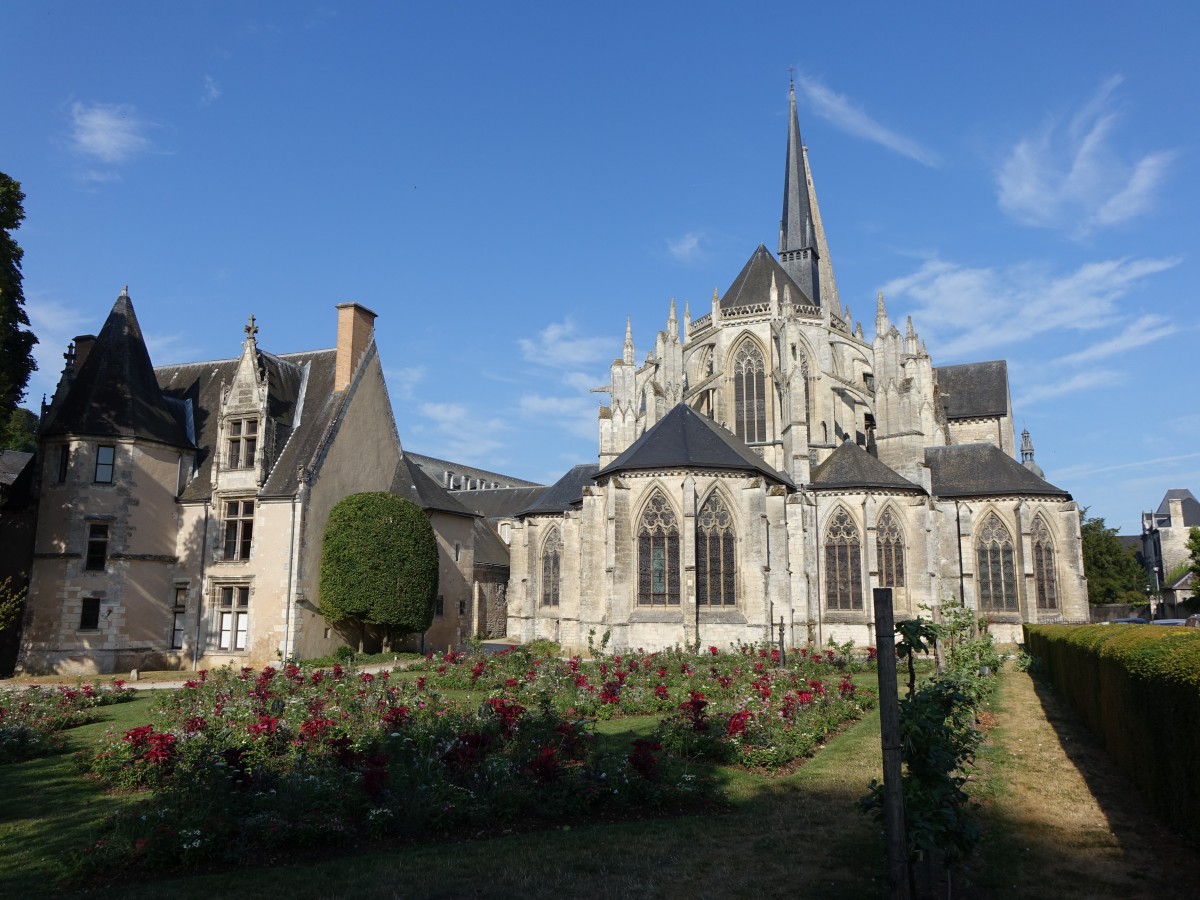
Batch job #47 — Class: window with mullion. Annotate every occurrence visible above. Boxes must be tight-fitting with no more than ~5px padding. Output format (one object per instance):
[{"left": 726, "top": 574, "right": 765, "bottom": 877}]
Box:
[
  {"left": 733, "top": 343, "right": 766, "bottom": 443},
  {"left": 696, "top": 492, "right": 736, "bottom": 606},
  {"left": 824, "top": 508, "right": 863, "bottom": 610},
  {"left": 977, "top": 514, "right": 1018, "bottom": 612},
  {"left": 94, "top": 445, "right": 115, "bottom": 483},
  {"left": 1031, "top": 517, "right": 1058, "bottom": 610},
  {"left": 216, "top": 585, "right": 250, "bottom": 650},
  {"left": 227, "top": 418, "right": 259, "bottom": 469},
  {"left": 876, "top": 509, "right": 906, "bottom": 588},
  {"left": 637, "top": 493, "right": 680, "bottom": 606},
  {"left": 541, "top": 527, "right": 562, "bottom": 607},
  {"left": 85, "top": 522, "right": 109, "bottom": 571},
  {"left": 222, "top": 500, "right": 255, "bottom": 561}
]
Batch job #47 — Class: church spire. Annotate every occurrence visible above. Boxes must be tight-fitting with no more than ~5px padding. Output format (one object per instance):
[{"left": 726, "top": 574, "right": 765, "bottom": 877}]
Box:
[
  {"left": 778, "top": 81, "right": 839, "bottom": 310},
  {"left": 623, "top": 316, "right": 634, "bottom": 364},
  {"left": 667, "top": 298, "right": 678, "bottom": 340}
]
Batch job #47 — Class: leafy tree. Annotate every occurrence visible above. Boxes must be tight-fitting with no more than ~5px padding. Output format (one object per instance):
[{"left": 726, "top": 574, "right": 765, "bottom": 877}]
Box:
[
  {"left": 1080, "top": 513, "right": 1147, "bottom": 604},
  {"left": 1188, "top": 526, "right": 1200, "bottom": 592},
  {"left": 319, "top": 492, "right": 438, "bottom": 651},
  {"left": 0, "top": 174, "right": 37, "bottom": 425},
  {"left": 1, "top": 407, "right": 37, "bottom": 452}
]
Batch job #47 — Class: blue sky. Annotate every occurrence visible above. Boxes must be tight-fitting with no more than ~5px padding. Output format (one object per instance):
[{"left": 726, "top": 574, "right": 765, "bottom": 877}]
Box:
[{"left": 3, "top": 1, "right": 1196, "bottom": 534}]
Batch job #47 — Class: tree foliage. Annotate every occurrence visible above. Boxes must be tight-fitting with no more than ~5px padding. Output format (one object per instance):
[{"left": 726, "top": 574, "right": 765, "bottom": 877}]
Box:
[
  {"left": 1080, "top": 513, "right": 1147, "bottom": 604},
  {"left": 319, "top": 492, "right": 438, "bottom": 648},
  {"left": 1, "top": 407, "right": 37, "bottom": 452},
  {"left": 1188, "top": 526, "right": 1200, "bottom": 590},
  {"left": 0, "top": 174, "right": 37, "bottom": 425}
]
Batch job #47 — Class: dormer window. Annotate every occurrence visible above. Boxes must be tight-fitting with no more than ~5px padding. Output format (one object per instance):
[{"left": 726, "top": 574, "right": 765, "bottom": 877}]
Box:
[{"left": 227, "top": 418, "right": 258, "bottom": 469}]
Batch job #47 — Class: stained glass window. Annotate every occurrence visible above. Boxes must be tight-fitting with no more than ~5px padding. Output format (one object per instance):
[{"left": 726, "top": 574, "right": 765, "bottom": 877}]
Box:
[
  {"left": 1031, "top": 516, "right": 1058, "bottom": 610},
  {"left": 541, "top": 527, "right": 562, "bottom": 607},
  {"left": 696, "top": 492, "right": 736, "bottom": 606},
  {"left": 637, "top": 492, "right": 680, "bottom": 606},
  {"left": 977, "top": 513, "right": 1018, "bottom": 612},
  {"left": 733, "top": 342, "right": 767, "bottom": 443},
  {"left": 825, "top": 508, "right": 863, "bottom": 610},
  {"left": 876, "top": 509, "right": 906, "bottom": 588}
]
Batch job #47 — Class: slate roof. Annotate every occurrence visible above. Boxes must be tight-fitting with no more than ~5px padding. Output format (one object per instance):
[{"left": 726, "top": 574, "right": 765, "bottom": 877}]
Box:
[
  {"left": 598, "top": 404, "right": 795, "bottom": 488},
  {"left": 41, "top": 291, "right": 192, "bottom": 448},
  {"left": 720, "top": 244, "right": 813, "bottom": 310},
  {"left": 405, "top": 452, "right": 542, "bottom": 489},
  {"left": 472, "top": 519, "right": 511, "bottom": 568},
  {"left": 390, "top": 455, "right": 478, "bottom": 518},
  {"left": 810, "top": 440, "right": 925, "bottom": 493},
  {"left": 0, "top": 450, "right": 32, "bottom": 487},
  {"left": 155, "top": 348, "right": 339, "bottom": 501},
  {"left": 454, "top": 487, "right": 550, "bottom": 519},
  {"left": 934, "top": 361, "right": 1010, "bottom": 420},
  {"left": 1156, "top": 489, "right": 1200, "bottom": 527},
  {"left": 518, "top": 464, "right": 600, "bottom": 516},
  {"left": 925, "top": 444, "right": 1071, "bottom": 499}
]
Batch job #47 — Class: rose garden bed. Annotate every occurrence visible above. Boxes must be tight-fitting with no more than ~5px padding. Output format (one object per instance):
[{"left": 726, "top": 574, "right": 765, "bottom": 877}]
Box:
[{"left": 7, "top": 643, "right": 876, "bottom": 885}]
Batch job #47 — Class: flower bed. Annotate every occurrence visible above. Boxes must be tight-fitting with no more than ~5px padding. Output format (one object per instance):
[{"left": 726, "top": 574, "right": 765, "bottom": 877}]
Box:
[
  {"left": 0, "top": 682, "right": 135, "bottom": 764},
  {"left": 74, "top": 646, "right": 875, "bottom": 878}
]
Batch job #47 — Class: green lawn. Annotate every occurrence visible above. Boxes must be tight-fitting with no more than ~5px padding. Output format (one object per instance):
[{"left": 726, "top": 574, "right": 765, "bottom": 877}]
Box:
[{"left": 0, "top": 687, "right": 887, "bottom": 899}]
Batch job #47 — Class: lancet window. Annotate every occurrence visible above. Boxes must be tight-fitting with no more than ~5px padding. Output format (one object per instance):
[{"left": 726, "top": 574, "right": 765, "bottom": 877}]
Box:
[
  {"left": 1031, "top": 516, "right": 1058, "bottom": 610},
  {"left": 825, "top": 508, "right": 863, "bottom": 610},
  {"left": 637, "top": 492, "right": 680, "bottom": 606},
  {"left": 733, "top": 341, "right": 767, "bottom": 443},
  {"left": 876, "top": 508, "right": 906, "bottom": 588},
  {"left": 540, "top": 526, "right": 562, "bottom": 607},
  {"left": 977, "top": 513, "right": 1018, "bottom": 612},
  {"left": 696, "top": 492, "right": 736, "bottom": 606}
]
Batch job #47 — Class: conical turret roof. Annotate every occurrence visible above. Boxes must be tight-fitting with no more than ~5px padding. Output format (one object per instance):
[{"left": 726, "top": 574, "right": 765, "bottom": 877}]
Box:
[{"left": 42, "top": 288, "right": 192, "bottom": 447}]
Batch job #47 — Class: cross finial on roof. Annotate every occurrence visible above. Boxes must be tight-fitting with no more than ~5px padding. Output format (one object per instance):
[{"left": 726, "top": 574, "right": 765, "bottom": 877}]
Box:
[
  {"left": 788, "top": 65, "right": 795, "bottom": 88},
  {"left": 245, "top": 314, "right": 258, "bottom": 338},
  {"left": 120, "top": 285, "right": 129, "bottom": 298}
]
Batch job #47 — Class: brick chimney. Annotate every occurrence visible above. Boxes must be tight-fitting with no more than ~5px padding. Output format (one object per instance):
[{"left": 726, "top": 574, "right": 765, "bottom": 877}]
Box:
[{"left": 335, "top": 303, "right": 377, "bottom": 392}]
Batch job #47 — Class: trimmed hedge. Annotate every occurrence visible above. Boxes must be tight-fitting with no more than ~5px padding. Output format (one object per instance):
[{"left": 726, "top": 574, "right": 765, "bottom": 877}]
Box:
[{"left": 1024, "top": 624, "right": 1200, "bottom": 837}]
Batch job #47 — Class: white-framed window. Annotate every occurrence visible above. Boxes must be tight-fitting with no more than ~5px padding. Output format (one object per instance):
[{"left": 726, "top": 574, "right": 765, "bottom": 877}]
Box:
[
  {"left": 227, "top": 418, "right": 258, "bottom": 469},
  {"left": 222, "top": 499, "right": 255, "bottom": 561},
  {"left": 94, "top": 445, "right": 115, "bottom": 483},
  {"left": 217, "top": 585, "right": 250, "bottom": 651}
]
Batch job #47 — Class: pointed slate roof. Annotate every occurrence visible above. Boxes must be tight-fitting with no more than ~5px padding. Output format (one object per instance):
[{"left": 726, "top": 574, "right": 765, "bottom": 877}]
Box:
[
  {"left": 518, "top": 464, "right": 600, "bottom": 516},
  {"left": 1156, "top": 489, "right": 1200, "bottom": 527},
  {"left": 810, "top": 440, "right": 925, "bottom": 493},
  {"left": 42, "top": 290, "right": 192, "bottom": 447},
  {"left": 935, "top": 361, "right": 1010, "bottom": 420},
  {"left": 720, "top": 244, "right": 812, "bottom": 309},
  {"left": 598, "top": 404, "right": 794, "bottom": 487},
  {"left": 390, "top": 455, "right": 479, "bottom": 518},
  {"left": 925, "top": 444, "right": 1071, "bottom": 499}
]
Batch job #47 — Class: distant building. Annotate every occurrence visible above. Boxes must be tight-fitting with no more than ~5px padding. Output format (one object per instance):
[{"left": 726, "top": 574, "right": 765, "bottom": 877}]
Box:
[{"left": 1138, "top": 489, "right": 1199, "bottom": 606}]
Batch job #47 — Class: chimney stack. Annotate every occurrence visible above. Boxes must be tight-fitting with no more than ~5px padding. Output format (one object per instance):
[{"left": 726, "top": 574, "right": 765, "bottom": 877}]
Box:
[
  {"left": 72, "top": 334, "right": 97, "bottom": 374},
  {"left": 335, "top": 303, "right": 377, "bottom": 392}
]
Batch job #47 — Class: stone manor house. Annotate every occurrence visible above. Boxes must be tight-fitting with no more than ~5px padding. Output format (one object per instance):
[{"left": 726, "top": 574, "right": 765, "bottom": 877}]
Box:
[{"left": 11, "top": 85, "right": 1088, "bottom": 673}]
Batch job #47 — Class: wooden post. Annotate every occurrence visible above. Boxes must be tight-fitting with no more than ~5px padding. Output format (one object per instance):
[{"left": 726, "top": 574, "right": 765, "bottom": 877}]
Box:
[{"left": 874, "top": 586, "right": 910, "bottom": 899}]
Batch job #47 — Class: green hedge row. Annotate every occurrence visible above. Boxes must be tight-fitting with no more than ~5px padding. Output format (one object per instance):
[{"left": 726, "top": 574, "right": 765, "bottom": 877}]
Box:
[{"left": 1023, "top": 624, "right": 1200, "bottom": 837}]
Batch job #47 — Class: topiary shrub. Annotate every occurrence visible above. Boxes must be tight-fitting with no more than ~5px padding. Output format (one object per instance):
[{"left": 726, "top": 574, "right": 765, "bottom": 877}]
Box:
[{"left": 319, "top": 492, "right": 438, "bottom": 651}]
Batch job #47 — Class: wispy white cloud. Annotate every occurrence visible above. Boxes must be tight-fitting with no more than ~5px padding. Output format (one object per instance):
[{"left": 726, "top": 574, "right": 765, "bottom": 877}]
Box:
[
  {"left": 1013, "top": 369, "right": 1122, "bottom": 407},
  {"left": 517, "top": 319, "right": 613, "bottom": 369},
  {"left": 1056, "top": 315, "right": 1176, "bottom": 366},
  {"left": 144, "top": 332, "right": 200, "bottom": 366},
  {"left": 68, "top": 101, "right": 151, "bottom": 164},
  {"left": 667, "top": 231, "right": 704, "bottom": 263},
  {"left": 996, "top": 76, "right": 1174, "bottom": 235},
  {"left": 880, "top": 254, "right": 1179, "bottom": 359},
  {"left": 201, "top": 76, "right": 222, "bottom": 107},
  {"left": 796, "top": 75, "right": 938, "bottom": 166},
  {"left": 385, "top": 365, "right": 425, "bottom": 400},
  {"left": 22, "top": 294, "right": 95, "bottom": 403},
  {"left": 518, "top": 393, "right": 597, "bottom": 441},
  {"left": 415, "top": 402, "right": 510, "bottom": 466}
]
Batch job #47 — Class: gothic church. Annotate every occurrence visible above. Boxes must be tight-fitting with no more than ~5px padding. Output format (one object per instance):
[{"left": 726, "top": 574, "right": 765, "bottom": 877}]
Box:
[{"left": 503, "top": 86, "right": 1089, "bottom": 650}]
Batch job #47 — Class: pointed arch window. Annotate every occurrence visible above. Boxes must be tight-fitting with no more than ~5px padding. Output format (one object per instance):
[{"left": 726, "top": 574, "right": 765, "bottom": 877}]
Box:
[
  {"left": 637, "top": 492, "right": 680, "bottom": 606},
  {"left": 733, "top": 342, "right": 767, "bottom": 443},
  {"left": 1031, "top": 516, "right": 1058, "bottom": 610},
  {"left": 540, "top": 526, "right": 562, "bottom": 607},
  {"left": 696, "top": 492, "right": 736, "bottom": 606},
  {"left": 876, "top": 509, "right": 906, "bottom": 588},
  {"left": 977, "top": 513, "right": 1018, "bottom": 612},
  {"left": 825, "top": 508, "right": 863, "bottom": 610}
]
